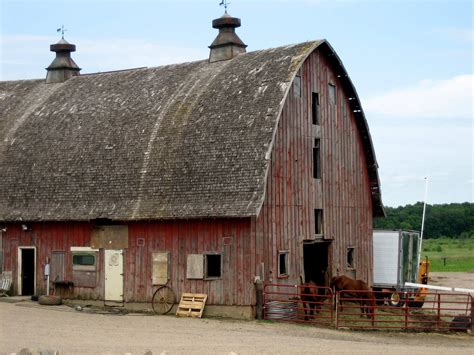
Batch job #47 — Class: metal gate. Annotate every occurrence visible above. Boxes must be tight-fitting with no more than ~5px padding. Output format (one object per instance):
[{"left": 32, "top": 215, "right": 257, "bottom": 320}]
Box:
[
  {"left": 335, "top": 289, "right": 473, "bottom": 331},
  {"left": 263, "top": 283, "right": 473, "bottom": 332}
]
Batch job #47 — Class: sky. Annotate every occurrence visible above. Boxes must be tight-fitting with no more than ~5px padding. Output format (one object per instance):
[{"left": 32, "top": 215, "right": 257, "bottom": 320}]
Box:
[{"left": 1, "top": 0, "right": 473, "bottom": 207}]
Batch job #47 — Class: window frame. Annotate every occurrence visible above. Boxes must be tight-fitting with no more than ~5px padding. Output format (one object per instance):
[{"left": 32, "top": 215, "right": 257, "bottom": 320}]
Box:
[
  {"left": 328, "top": 83, "right": 337, "bottom": 105},
  {"left": 313, "top": 139, "right": 321, "bottom": 179},
  {"left": 346, "top": 247, "right": 355, "bottom": 270},
  {"left": 72, "top": 252, "right": 97, "bottom": 272},
  {"left": 314, "top": 209, "right": 323, "bottom": 237},
  {"left": 293, "top": 74, "right": 302, "bottom": 98},
  {"left": 277, "top": 250, "right": 289, "bottom": 278},
  {"left": 312, "top": 92, "right": 320, "bottom": 125},
  {"left": 204, "top": 252, "right": 222, "bottom": 280}
]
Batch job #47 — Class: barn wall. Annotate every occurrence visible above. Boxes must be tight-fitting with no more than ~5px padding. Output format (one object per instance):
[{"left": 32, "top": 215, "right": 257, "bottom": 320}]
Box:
[
  {"left": 1, "top": 219, "right": 255, "bottom": 305},
  {"left": 126, "top": 219, "right": 253, "bottom": 305},
  {"left": 255, "top": 49, "right": 373, "bottom": 285}
]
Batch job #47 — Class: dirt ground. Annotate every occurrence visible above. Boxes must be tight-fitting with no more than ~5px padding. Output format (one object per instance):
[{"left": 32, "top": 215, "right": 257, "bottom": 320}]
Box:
[
  {"left": 1, "top": 272, "right": 473, "bottom": 355},
  {"left": 429, "top": 271, "right": 474, "bottom": 289}
]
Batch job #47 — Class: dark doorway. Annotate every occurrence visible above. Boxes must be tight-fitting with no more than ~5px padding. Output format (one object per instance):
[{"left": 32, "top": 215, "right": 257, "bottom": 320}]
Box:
[
  {"left": 21, "top": 248, "right": 35, "bottom": 295},
  {"left": 303, "top": 242, "right": 330, "bottom": 286}
]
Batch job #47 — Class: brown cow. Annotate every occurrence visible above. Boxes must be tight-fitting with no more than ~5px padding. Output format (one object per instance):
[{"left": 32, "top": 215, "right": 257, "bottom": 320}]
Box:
[
  {"left": 300, "top": 278, "right": 327, "bottom": 321},
  {"left": 330, "top": 275, "right": 375, "bottom": 321}
]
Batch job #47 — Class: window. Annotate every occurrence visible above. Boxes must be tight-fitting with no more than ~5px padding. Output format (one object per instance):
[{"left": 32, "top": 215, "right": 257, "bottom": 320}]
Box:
[
  {"left": 278, "top": 251, "right": 289, "bottom": 277},
  {"left": 347, "top": 247, "right": 355, "bottom": 269},
  {"left": 293, "top": 74, "right": 302, "bottom": 98},
  {"left": 205, "top": 253, "right": 222, "bottom": 278},
  {"left": 72, "top": 253, "right": 96, "bottom": 271},
  {"left": 328, "top": 83, "right": 337, "bottom": 105},
  {"left": 73, "top": 254, "right": 95, "bottom": 266},
  {"left": 312, "top": 92, "right": 320, "bottom": 125},
  {"left": 315, "top": 209, "right": 323, "bottom": 236},
  {"left": 313, "top": 139, "right": 321, "bottom": 179}
]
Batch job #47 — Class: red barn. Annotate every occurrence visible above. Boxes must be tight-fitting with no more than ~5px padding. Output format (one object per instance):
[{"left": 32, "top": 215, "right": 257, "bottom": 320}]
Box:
[{"left": 0, "top": 13, "right": 383, "bottom": 318}]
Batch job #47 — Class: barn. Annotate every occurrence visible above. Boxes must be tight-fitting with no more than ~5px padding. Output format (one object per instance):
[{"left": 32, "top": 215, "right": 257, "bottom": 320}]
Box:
[{"left": 0, "top": 12, "right": 383, "bottom": 318}]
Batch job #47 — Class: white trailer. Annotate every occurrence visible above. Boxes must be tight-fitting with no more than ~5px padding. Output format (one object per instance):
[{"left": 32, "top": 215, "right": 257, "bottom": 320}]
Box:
[{"left": 372, "top": 230, "right": 421, "bottom": 306}]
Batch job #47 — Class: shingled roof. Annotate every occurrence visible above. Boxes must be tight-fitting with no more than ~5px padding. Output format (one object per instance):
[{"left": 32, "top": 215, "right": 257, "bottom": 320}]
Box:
[{"left": 0, "top": 40, "right": 383, "bottom": 221}]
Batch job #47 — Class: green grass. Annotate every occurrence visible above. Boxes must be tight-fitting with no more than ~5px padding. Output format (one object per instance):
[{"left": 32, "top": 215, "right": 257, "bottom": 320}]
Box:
[{"left": 422, "top": 237, "right": 474, "bottom": 272}]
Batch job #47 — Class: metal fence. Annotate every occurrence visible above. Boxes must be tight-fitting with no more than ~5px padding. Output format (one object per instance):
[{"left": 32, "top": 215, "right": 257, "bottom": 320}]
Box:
[
  {"left": 263, "top": 283, "right": 473, "bottom": 332},
  {"left": 263, "top": 283, "right": 333, "bottom": 326},
  {"left": 336, "top": 289, "right": 472, "bottom": 331}
]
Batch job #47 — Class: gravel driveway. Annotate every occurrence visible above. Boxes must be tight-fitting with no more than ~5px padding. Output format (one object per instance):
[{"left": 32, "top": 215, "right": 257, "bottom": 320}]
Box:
[{"left": 1, "top": 301, "right": 473, "bottom": 355}]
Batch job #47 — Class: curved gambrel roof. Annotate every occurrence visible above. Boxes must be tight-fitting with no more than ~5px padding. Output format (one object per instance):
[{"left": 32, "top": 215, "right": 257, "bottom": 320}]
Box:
[{"left": 0, "top": 40, "right": 383, "bottom": 221}]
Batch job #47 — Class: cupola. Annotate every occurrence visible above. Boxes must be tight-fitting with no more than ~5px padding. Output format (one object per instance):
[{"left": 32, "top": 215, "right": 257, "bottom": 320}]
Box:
[
  {"left": 46, "top": 37, "right": 81, "bottom": 83},
  {"left": 209, "top": 12, "right": 247, "bottom": 63}
]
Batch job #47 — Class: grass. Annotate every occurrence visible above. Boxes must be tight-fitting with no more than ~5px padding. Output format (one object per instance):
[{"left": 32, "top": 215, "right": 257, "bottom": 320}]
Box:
[{"left": 421, "top": 237, "right": 474, "bottom": 272}]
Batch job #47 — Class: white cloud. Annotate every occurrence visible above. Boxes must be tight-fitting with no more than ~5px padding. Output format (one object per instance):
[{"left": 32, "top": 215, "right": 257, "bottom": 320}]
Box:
[{"left": 364, "top": 74, "right": 474, "bottom": 119}]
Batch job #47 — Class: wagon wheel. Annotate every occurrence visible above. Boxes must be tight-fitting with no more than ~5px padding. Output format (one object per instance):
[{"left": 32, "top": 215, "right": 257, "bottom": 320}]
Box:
[{"left": 152, "top": 285, "right": 176, "bottom": 315}]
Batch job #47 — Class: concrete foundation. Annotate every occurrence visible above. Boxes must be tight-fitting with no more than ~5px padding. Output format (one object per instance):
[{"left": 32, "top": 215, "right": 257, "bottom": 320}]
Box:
[{"left": 63, "top": 299, "right": 254, "bottom": 320}]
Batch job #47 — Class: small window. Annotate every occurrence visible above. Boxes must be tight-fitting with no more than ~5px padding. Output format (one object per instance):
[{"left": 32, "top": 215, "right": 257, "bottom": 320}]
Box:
[
  {"left": 205, "top": 253, "right": 222, "bottom": 278},
  {"left": 315, "top": 209, "right": 323, "bottom": 235},
  {"left": 313, "top": 139, "right": 321, "bottom": 179},
  {"left": 73, "top": 254, "right": 95, "bottom": 266},
  {"left": 328, "top": 83, "right": 337, "bottom": 105},
  {"left": 294, "top": 75, "right": 302, "bottom": 98},
  {"left": 347, "top": 247, "right": 355, "bottom": 269},
  {"left": 278, "top": 251, "right": 289, "bottom": 277},
  {"left": 72, "top": 252, "right": 96, "bottom": 272},
  {"left": 312, "top": 92, "right": 320, "bottom": 125}
]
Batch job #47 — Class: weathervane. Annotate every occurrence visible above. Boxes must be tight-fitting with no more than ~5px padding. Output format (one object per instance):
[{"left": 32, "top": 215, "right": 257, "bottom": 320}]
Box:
[
  {"left": 56, "top": 25, "right": 67, "bottom": 39},
  {"left": 219, "top": 0, "right": 230, "bottom": 12}
]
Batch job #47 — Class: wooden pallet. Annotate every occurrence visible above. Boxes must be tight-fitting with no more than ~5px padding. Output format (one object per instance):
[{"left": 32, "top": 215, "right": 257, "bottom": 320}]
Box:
[{"left": 176, "top": 293, "right": 208, "bottom": 318}]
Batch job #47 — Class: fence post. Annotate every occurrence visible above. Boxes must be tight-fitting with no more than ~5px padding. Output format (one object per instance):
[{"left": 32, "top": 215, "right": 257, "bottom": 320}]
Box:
[
  {"left": 470, "top": 296, "right": 474, "bottom": 335},
  {"left": 437, "top": 293, "right": 441, "bottom": 331},
  {"left": 335, "top": 291, "right": 339, "bottom": 329},
  {"left": 255, "top": 280, "right": 264, "bottom": 320},
  {"left": 404, "top": 292, "right": 409, "bottom": 330}
]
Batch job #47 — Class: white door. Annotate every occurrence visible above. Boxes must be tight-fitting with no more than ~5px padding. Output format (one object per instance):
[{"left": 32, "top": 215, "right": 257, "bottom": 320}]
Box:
[{"left": 104, "top": 249, "right": 124, "bottom": 303}]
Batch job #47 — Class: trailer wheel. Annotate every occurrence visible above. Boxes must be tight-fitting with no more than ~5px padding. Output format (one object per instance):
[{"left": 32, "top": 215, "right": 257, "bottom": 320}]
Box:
[
  {"left": 38, "top": 295, "right": 62, "bottom": 306},
  {"left": 388, "top": 292, "right": 401, "bottom": 307},
  {"left": 409, "top": 300, "right": 424, "bottom": 308}
]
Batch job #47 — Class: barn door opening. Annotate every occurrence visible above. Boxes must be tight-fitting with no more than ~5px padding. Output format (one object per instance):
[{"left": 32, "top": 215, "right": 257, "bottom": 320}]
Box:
[
  {"left": 303, "top": 242, "right": 330, "bottom": 286},
  {"left": 18, "top": 247, "right": 36, "bottom": 295}
]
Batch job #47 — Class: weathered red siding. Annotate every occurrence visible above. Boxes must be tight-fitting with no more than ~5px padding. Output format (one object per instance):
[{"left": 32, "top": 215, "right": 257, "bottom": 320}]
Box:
[
  {"left": 2, "top": 219, "right": 255, "bottom": 305},
  {"left": 254, "top": 49, "right": 373, "bottom": 285}
]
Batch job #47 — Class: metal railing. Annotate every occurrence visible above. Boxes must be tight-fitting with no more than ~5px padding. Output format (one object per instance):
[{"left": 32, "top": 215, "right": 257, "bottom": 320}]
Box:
[
  {"left": 262, "top": 284, "right": 473, "bottom": 332},
  {"left": 335, "top": 289, "right": 472, "bottom": 331}
]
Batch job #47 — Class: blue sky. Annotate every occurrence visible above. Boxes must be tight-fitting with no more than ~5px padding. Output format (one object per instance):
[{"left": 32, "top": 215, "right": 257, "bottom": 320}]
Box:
[{"left": 1, "top": 0, "right": 473, "bottom": 207}]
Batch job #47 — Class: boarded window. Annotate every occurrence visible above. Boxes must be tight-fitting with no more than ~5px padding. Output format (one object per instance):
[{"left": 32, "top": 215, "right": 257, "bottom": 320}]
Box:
[
  {"left": 51, "top": 251, "right": 65, "bottom": 282},
  {"left": 187, "top": 254, "right": 204, "bottom": 279},
  {"left": 205, "top": 254, "right": 222, "bottom": 278},
  {"left": 315, "top": 209, "right": 323, "bottom": 236},
  {"left": 152, "top": 252, "right": 169, "bottom": 285},
  {"left": 328, "top": 83, "right": 337, "bottom": 105},
  {"left": 312, "top": 92, "right": 320, "bottom": 125},
  {"left": 347, "top": 247, "right": 355, "bottom": 269},
  {"left": 313, "top": 139, "right": 321, "bottom": 179},
  {"left": 278, "top": 251, "right": 289, "bottom": 277},
  {"left": 293, "top": 75, "right": 302, "bottom": 98}
]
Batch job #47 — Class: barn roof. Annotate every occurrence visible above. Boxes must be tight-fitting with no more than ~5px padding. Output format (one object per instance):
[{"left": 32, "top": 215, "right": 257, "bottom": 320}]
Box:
[{"left": 0, "top": 40, "right": 384, "bottom": 222}]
